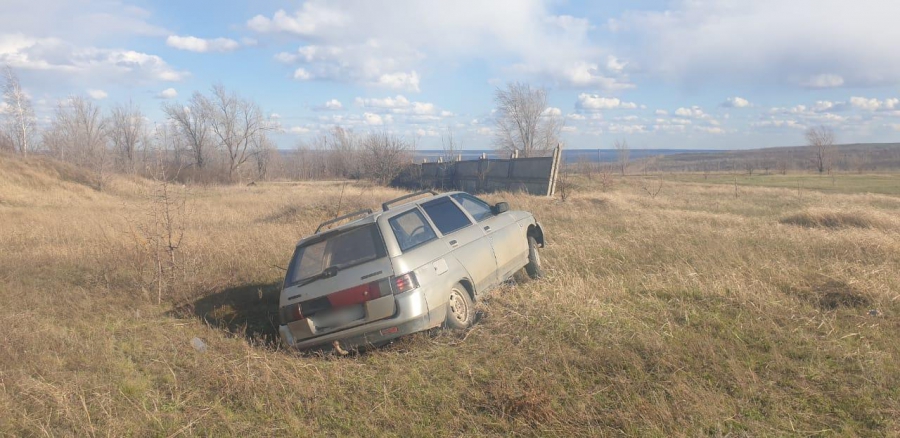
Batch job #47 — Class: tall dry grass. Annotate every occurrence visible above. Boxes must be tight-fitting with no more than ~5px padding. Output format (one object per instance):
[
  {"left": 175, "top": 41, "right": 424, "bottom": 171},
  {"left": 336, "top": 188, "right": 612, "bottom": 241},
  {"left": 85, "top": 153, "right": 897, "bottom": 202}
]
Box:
[{"left": 1, "top": 154, "right": 899, "bottom": 436}]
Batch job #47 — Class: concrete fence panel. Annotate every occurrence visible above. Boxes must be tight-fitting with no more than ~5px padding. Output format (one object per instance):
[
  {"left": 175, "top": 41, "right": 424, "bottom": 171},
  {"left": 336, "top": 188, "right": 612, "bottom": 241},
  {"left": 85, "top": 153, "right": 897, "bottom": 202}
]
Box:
[{"left": 392, "top": 146, "right": 562, "bottom": 196}]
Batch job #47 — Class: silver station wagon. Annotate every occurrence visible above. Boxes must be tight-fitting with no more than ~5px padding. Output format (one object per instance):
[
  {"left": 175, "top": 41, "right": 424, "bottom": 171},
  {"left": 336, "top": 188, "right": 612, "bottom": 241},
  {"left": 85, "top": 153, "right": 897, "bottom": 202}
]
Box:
[{"left": 278, "top": 190, "right": 546, "bottom": 351}]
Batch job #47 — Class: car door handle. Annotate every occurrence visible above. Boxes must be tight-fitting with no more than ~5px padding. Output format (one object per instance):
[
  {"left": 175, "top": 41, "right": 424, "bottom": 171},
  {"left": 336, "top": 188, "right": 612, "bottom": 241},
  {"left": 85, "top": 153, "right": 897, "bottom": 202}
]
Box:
[
  {"left": 483, "top": 226, "right": 491, "bottom": 232},
  {"left": 449, "top": 239, "right": 458, "bottom": 247}
]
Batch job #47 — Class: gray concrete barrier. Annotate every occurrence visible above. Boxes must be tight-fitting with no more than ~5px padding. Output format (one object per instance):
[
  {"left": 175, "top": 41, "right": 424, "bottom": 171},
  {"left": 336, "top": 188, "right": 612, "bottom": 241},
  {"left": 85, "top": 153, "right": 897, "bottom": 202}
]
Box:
[{"left": 392, "top": 146, "right": 561, "bottom": 196}]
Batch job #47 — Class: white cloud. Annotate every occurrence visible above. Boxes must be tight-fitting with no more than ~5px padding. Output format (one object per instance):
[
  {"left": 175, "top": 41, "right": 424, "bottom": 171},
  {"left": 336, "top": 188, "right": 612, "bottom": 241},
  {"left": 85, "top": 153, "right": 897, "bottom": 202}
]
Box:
[
  {"left": 722, "top": 97, "right": 750, "bottom": 108},
  {"left": 364, "top": 112, "right": 384, "bottom": 125},
  {"left": 476, "top": 127, "right": 493, "bottom": 136},
  {"left": 354, "top": 95, "right": 447, "bottom": 117},
  {"left": 316, "top": 99, "right": 343, "bottom": 110},
  {"left": 375, "top": 71, "right": 420, "bottom": 92},
  {"left": 0, "top": 1, "right": 168, "bottom": 44},
  {"left": 415, "top": 128, "right": 439, "bottom": 137},
  {"left": 607, "top": 123, "right": 646, "bottom": 134},
  {"left": 157, "top": 88, "right": 178, "bottom": 99},
  {"left": 617, "top": 1, "right": 900, "bottom": 88},
  {"left": 576, "top": 94, "right": 638, "bottom": 110},
  {"left": 752, "top": 119, "right": 807, "bottom": 130},
  {"left": 356, "top": 95, "right": 410, "bottom": 109},
  {"left": 0, "top": 34, "right": 187, "bottom": 83},
  {"left": 166, "top": 35, "right": 240, "bottom": 53},
  {"left": 695, "top": 126, "right": 725, "bottom": 134},
  {"left": 800, "top": 74, "right": 844, "bottom": 89},
  {"left": 567, "top": 113, "right": 586, "bottom": 120},
  {"left": 674, "top": 106, "right": 708, "bottom": 119},
  {"left": 289, "top": 126, "right": 311, "bottom": 134},
  {"left": 850, "top": 96, "right": 899, "bottom": 111},
  {"left": 543, "top": 107, "right": 562, "bottom": 117},
  {"left": 654, "top": 109, "right": 668, "bottom": 116},
  {"left": 275, "top": 41, "right": 421, "bottom": 91},
  {"left": 251, "top": 0, "right": 631, "bottom": 90},
  {"left": 87, "top": 89, "right": 107, "bottom": 100}
]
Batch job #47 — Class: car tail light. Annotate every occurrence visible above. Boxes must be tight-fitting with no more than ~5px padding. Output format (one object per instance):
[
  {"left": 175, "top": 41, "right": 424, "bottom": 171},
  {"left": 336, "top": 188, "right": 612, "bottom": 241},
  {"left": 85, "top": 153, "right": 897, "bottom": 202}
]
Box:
[
  {"left": 327, "top": 281, "right": 384, "bottom": 307},
  {"left": 279, "top": 303, "right": 303, "bottom": 325},
  {"left": 392, "top": 272, "right": 419, "bottom": 294}
]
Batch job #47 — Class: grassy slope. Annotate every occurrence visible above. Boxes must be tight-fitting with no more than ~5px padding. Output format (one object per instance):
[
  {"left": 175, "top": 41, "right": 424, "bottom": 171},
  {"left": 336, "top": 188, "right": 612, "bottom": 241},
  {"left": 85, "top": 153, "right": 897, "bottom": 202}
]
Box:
[
  {"left": 1, "top": 155, "right": 899, "bottom": 436},
  {"left": 668, "top": 172, "right": 900, "bottom": 196}
]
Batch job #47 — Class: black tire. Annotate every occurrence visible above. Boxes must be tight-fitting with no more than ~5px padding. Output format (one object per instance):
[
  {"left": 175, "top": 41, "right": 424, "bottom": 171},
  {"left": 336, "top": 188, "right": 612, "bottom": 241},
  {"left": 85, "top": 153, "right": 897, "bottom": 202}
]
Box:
[
  {"left": 525, "top": 235, "right": 544, "bottom": 279},
  {"left": 445, "top": 283, "right": 475, "bottom": 330}
]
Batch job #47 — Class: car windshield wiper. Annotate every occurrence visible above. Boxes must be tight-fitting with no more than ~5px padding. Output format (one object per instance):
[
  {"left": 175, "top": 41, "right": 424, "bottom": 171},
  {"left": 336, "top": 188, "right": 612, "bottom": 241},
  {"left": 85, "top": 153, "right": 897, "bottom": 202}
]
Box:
[{"left": 294, "top": 265, "right": 340, "bottom": 288}]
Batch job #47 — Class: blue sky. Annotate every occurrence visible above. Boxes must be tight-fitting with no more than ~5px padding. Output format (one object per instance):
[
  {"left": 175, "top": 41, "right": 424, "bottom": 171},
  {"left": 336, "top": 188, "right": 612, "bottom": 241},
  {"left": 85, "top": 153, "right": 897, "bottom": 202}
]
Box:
[{"left": 2, "top": 0, "right": 900, "bottom": 150}]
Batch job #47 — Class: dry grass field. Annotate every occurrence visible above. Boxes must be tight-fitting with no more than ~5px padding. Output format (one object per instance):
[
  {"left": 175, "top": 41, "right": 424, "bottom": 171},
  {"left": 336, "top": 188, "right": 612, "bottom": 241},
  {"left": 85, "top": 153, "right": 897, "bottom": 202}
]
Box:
[{"left": 2, "top": 154, "right": 899, "bottom": 436}]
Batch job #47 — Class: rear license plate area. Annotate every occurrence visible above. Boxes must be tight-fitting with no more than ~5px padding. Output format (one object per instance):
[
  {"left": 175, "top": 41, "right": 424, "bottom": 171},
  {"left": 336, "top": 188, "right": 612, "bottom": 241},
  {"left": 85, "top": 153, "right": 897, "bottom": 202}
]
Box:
[{"left": 310, "top": 304, "right": 365, "bottom": 330}]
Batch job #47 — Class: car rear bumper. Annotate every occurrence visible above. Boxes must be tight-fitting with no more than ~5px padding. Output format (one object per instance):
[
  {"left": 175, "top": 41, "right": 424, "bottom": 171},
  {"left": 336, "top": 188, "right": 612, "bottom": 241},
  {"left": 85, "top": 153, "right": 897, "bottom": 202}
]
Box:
[{"left": 280, "top": 289, "right": 443, "bottom": 351}]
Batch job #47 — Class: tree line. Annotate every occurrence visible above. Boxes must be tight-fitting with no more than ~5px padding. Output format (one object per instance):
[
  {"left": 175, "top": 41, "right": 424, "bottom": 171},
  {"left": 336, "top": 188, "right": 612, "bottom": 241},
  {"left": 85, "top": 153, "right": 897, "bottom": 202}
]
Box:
[{"left": 1, "top": 66, "right": 419, "bottom": 188}]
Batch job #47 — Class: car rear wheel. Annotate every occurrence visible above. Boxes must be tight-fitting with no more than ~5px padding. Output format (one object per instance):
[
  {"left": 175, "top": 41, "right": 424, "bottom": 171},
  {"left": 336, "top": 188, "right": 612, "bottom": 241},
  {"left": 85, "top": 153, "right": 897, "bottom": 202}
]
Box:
[
  {"left": 525, "top": 235, "right": 544, "bottom": 279},
  {"left": 445, "top": 283, "right": 474, "bottom": 330}
]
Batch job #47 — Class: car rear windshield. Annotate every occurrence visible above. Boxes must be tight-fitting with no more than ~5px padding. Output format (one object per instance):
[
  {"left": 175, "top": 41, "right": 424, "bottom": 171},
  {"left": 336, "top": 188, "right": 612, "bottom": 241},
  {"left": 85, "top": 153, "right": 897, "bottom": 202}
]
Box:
[{"left": 286, "top": 224, "right": 386, "bottom": 286}]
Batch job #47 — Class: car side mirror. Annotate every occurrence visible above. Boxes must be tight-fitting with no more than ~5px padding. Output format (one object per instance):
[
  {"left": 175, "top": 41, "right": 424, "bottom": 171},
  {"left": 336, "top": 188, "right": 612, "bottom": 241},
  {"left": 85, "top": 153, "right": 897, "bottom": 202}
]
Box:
[{"left": 492, "top": 202, "right": 509, "bottom": 215}]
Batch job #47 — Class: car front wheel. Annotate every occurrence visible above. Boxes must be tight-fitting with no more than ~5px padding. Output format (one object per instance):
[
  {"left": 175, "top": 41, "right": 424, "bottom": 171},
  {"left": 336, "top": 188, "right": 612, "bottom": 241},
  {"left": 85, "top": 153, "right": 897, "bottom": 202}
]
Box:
[
  {"left": 525, "top": 235, "right": 544, "bottom": 279},
  {"left": 445, "top": 283, "right": 474, "bottom": 330}
]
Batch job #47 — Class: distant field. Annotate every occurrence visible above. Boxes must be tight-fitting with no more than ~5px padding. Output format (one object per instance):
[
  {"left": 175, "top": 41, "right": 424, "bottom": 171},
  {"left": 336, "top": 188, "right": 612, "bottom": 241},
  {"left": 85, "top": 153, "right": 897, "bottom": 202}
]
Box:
[
  {"left": 666, "top": 172, "right": 900, "bottom": 196},
  {"left": 2, "top": 154, "right": 900, "bottom": 435}
]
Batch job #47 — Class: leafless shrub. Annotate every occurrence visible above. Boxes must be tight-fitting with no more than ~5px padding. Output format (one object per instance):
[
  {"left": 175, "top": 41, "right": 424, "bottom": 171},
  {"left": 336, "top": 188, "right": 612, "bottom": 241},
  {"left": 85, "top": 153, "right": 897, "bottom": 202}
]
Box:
[
  {"left": 361, "top": 132, "right": 412, "bottom": 185},
  {"left": 777, "top": 160, "right": 788, "bottom": 175},
  {"left": 556, "top": 164, "right": 577, "bottom": 202},
  {"left": 597, "top": 164, "right": 615, "bottom": 191},
  {"left": 326, "top": 127, "right": 362, "bottom": 179},
  {"left": 641, "top": 175, "right": 663, "bottom": 199},
  {"left": 126, "top": 148, "right": 189, "bottom": 304}
]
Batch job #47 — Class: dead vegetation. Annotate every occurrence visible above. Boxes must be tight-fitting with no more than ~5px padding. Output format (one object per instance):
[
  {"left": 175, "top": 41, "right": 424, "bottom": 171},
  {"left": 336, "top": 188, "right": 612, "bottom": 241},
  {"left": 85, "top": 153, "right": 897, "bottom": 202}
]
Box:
[
  {"left": 2, "top": 154, "right": 900, "bottom": 435},
  {"left": 780, "top": 208, "right": 894, "bottom": 230}
]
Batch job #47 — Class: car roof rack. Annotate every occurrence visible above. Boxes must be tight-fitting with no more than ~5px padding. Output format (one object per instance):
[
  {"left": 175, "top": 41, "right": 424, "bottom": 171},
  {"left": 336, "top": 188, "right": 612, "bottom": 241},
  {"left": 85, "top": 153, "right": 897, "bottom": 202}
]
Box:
[
  {"left": 382, "top": 190, "right": 438, "bottom": 211},
  {"left": 315, "top": 208, "right": 373, "bottom": 234}
]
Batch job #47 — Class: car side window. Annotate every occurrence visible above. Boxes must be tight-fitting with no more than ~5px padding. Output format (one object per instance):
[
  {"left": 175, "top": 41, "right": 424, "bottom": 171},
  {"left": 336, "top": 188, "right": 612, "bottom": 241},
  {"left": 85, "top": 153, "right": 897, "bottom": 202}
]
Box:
[
  {"left": 421, "top": 197, "right": 472, "bottom": 235},
  {"left": 389, "top": 209, "right": 437, "bottom": 252},
  {"left": 451, "top": 193, "right": 494, "bottom": 222}
]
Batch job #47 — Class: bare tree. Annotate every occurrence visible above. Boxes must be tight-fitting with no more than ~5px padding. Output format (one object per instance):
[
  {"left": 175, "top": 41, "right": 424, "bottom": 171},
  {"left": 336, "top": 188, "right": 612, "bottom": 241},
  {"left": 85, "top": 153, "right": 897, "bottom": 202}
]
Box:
[
  {"left": 362, "top": 132, "right": 412, "bottom": 185},
  {"left": 325, "top": 126, "right": 360, "bottom": 178},
  {"left": 806, "top": 125, "right": 835, "bottom": 174},
  {"left": 107, "top": 101, "right": 145, "bottom": 173},
  {"left": 164, "top": 92, "right": 212, "bottom": 169},
  {"left": 441, "top": 127, "right": 460, "bottom": 162},
  {"left": 250, "top": 131, "right": 277, "bottom": 181},
  {"left": 205, "top": 85, "right": 270, "bottom": 182},
  {"left": 46, "top": 96, "right": 109, "bottom": 189},
  {"left": 493, "top": 82, "right": 561, "bottom": 158},
  {"left": 2, "top": 65, "right": 37, "bottom": 157},
  {"left": 614, "top": 139, "right": 629, "bottom": 176}
]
